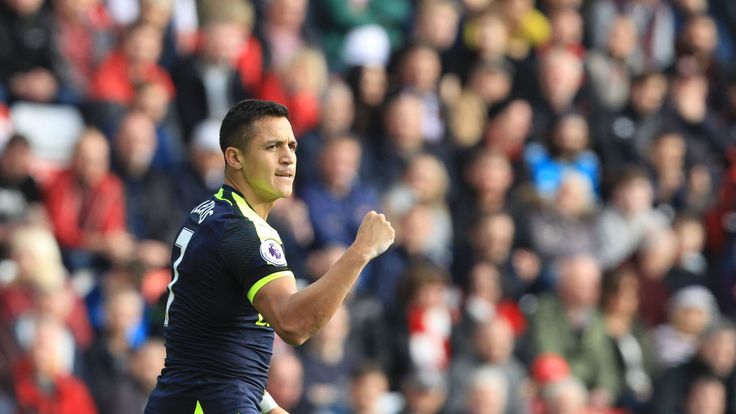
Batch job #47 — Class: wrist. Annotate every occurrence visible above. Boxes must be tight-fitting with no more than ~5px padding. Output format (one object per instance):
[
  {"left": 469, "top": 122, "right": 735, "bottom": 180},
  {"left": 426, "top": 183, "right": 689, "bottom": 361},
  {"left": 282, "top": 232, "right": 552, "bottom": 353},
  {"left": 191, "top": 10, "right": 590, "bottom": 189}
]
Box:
[
  {"left": 347, "top": 244, "right": 373, "bottom": 263},
  {"left": 260, "top": 391, "right": 279, "bottom": 414}
]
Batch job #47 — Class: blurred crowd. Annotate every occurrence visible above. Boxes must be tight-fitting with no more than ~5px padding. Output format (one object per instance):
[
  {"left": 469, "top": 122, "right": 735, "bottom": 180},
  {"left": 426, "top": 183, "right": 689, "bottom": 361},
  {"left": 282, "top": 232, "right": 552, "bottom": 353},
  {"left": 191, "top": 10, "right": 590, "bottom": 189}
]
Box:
[{"left": 0, "top": 0, "right": 735, "bottom": 413}]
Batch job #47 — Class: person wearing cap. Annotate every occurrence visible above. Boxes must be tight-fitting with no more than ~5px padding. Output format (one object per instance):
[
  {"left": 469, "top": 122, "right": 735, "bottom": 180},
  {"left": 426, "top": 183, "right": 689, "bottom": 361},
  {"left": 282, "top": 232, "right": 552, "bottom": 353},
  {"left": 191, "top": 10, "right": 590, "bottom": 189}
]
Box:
[
  {"left": 651, "top": 320, "right": 736, "bottom": 414},
  {"left": 652, "top": 285, "right": 718, "bottom": 369},
  {"left": 399, "top": 370, "right": 448, "bottom": 414},
  {"left": 174, "top": 118, "right": 226, "bottom": 217}
]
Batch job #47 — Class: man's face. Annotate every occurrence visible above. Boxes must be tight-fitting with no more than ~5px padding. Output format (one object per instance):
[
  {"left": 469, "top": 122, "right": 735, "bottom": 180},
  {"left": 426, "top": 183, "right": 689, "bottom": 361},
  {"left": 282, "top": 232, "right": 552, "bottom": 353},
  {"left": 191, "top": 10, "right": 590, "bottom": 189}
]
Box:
[{"left": 239, "top": 116, "right": 297, "bottom": 203}]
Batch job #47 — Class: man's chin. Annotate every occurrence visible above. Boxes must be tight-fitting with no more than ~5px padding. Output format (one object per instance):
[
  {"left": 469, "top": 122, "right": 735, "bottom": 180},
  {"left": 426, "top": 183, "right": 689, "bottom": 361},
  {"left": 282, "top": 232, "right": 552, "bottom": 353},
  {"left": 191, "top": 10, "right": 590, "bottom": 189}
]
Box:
[{"left": 276, "top": 186, "right": 293, "bottom": 199}]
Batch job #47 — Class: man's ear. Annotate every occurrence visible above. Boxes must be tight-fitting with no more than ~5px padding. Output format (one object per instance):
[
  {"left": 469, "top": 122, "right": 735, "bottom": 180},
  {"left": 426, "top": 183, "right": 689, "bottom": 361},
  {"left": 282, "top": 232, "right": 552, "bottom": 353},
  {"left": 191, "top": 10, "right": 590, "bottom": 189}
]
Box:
[{"left": 224, "top": 147, "right": 243, "bottom": 170}]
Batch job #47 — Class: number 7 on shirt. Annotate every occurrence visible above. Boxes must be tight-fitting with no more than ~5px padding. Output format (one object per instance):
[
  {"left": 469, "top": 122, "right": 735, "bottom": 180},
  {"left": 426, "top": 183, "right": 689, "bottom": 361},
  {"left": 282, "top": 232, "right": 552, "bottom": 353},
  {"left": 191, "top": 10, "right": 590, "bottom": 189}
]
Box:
[{"left": 164, "top": 227, "right": 194, "bottom": 327}]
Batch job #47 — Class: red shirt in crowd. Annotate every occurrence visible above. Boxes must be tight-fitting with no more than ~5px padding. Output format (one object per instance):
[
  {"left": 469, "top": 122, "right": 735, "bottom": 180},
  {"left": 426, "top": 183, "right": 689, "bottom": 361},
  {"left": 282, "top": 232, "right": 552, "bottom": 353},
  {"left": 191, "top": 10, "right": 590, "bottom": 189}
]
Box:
[
  {"left": 89, "top": 50, "right": 174, "bottom": 105},
  {"left": 13, "top": 358, "right": 98, "bottom": 414},
  {"left": 44, "top": 169, "right": 126, "bottom": 249}
]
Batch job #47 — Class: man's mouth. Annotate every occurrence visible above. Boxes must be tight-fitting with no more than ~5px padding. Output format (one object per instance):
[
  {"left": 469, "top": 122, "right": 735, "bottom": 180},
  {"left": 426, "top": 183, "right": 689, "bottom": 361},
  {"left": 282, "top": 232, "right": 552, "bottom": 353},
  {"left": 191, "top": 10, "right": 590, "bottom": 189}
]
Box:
[{"left": 275, "top": 172, "right": 294, "bottom": 178}]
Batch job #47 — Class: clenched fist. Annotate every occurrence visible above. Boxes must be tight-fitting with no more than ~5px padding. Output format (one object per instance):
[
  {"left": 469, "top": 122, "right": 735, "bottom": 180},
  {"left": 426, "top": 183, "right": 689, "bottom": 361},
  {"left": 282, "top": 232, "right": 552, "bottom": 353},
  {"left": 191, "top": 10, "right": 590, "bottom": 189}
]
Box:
[{"left": 350, "top": 211, "right": 395, "bottom": 260}]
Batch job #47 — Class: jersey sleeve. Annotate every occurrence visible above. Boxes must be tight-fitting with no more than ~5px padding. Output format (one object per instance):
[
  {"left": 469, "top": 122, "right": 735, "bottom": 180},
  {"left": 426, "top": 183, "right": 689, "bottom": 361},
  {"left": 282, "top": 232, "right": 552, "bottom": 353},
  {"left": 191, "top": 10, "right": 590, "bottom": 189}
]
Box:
[{"left": 219, "top": 219, "right": 293, "bottom": 304}]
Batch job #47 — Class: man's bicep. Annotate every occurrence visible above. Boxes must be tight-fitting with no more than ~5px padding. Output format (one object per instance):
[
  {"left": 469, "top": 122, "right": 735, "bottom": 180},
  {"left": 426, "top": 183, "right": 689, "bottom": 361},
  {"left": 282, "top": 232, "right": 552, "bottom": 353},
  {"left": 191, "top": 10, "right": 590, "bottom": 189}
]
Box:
[{"left": 252, "top": 275, "right": 298, "bottom": 330}]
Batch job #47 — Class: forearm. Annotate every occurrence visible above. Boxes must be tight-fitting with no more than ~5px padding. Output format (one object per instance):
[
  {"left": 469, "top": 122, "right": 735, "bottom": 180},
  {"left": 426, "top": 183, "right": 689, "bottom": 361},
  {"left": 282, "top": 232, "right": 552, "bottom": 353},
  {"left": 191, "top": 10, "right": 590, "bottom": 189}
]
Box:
[
  {"left": 256, "top": 247, "right": 369, "bottom": 345},
  {"left": 256, "top": 210, "right": 394, "bottom": 345}
]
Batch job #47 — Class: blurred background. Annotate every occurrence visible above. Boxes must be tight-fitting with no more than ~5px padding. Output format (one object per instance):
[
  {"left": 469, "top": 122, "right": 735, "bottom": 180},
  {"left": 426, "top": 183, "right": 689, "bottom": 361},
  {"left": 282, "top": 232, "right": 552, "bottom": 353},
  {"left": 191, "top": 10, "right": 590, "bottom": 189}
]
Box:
[{"left": 0, "top": 0, "right": 735, "bottom": 413}]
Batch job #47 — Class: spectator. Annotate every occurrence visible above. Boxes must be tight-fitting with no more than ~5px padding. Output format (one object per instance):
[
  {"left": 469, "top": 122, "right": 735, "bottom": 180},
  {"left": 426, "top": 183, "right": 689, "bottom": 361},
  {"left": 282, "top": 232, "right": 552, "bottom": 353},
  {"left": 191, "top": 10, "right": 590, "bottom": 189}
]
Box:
[
  {"left": 0, "top": 134, "right": 45, "bottom": 257},
  {"left": 465, "top": 365, "right": 509, "bottom": 414},
  {"left": 634, "top": 227, "right": 679, "bottom": 327},
  {"left": 646, "top": 131, "right": 712, "bottom": 214},
  {"left": 668, "top": 214, "right": 709, "bottom": 290},
  {"left": 502, "top": 0, "right": 551, "bottom": 58},
  {"left": 465, "top": 60, "right": 515, "bottom": 115},
  {"left": 652, "top": 285, "right": 717, "bottom": 369},
  {"left": 529, "top": 353, "right": 572, "bottom": 410},
  {"left": 12, "top": 317, "right": 97, "bottom": 414},
  {"left": 462, "top": 212, "right": 541, "bottom": 299},
  {"left": 44, "top": 128, "right": 132, "bottom": 270},
  {"left": 596, "top": 71, "right": 669, "bottom": 176},
  {"left": 99, "top": 338, "right": 166, "bottom": 414},
  {"left": 446, "top": 90, "right": 487, "bottom": 149},
  {"left": 544, "top": 6, "right": 584, "bottom": 57},
  {"left": 345, "top": 63, "right": 389, "bottom": 140},
  {"left": 313, "top": 0, "right": 410, "bottom": 69},
  {"left": 411, "top": 0, "right": 462, "bottom": 80},
  {"left": 531, "top": 47, "right": 587, "bottom": 140},
  {"left": 652, "top": 321, "right": 736, "bottom": 414},
  {"left": 171, "top": 8, "right": 252, "bottom": 143},
  {"left": 362, "top": 204, "right": 448, "bottom": 310},
  {"left": 383, "top": 153, "right": 453, "bottom": 264},
  {"left": 466, "top": 10, "right": 511, "bottom": 72},
  {"left": 397, "top": 44, "right": 447, "bottom": 146},
  {"left": 663, "top": 62, "right": 726, "bottom": 168},
  {"left": 301, "top": 135, "right": 379, "bottom": 248},
  {"left": 452, "top": 261, "right": 526, "bottom": 355},
  {"left": 527, "top": 172, "right": 598, "bottom": 264},
  {"left": 137, "top": 0, "right": 179, "bottom": 70},
  {"left": 588, "top": 0, "right": 675, "bottom": 70},
  {"left": 451, "top": 150, "right": 515, "bottom": 249},
  {"left": 84, "top": 288, "right": 146, "bottom": 412},
  {"left": 174, "top": 118, "right": 225, "bottom": 215},
  {"left": 447, "top": 316, "right": 530, "bottom": 414},
  {"left": 52, "top": 0, "right": 115, "bottom": 103},
  {"left": 266, "top": 196, "right": 314, "bottom": 281},
  {"left": 676, "top": 14, "right": 730, "bottom": 108},
  {"left": 90, "top": 21, "right": 174, "bottom": 106},
  {"left": 337, "top": 362, "right": 393, "bottom": 414},
  {"left": 478, "top": 99, "right": 534, "bottom": 174},
  {"left": 296, "top": 79, "right": 357, "bottom": 190},
  {"left": 0, "top": 225, "right": 93, "bottom": 351},
  {"left": 112, "top": 110, "right": 179, "bottom": 268},
  {"left": 683, "top": 375, "right": 727, "bottom": 414},
  {"left": 258, "top": 0, "right": 313, "bottom": 71},
  {"left": 529, "top": 255, "right": 619, "bottom": 408},
  {"left": 373, "top": 92, "right": 427, "bottom": 189},
  {"left": 585, "top": 15, "right": 643, "bottom": 113},
  {"left": 600, "top": 267, "right": 657, "bottom": 412},
  {"left": 539, "top": 376, "right": 590, "bottom": 414},
  {"left": 267, "top": 351, "right": 305, "bottom": 412},
  {"left": 258, "top": 46, "right": 327, "bottom": 137},
  {"left": 298, "top": 304, "right": 357, "bottom": 412},
  {"left": 395, "top": 261, "right": 456, "bottom": 377},
  {"left": 595, "top": 168, "right": 668, "bottom": 270},
  {"left": 130, "top": 80, "right": 185, "bottom": 169},
  {"left": 399, "top": 369, "right": 447, "bottom": 414},
  {"left": 0, "top": 0, "right": 63, "bottom": 103},
  {"left": 524, "top": 112, "right": 600, "bottom": 199}
]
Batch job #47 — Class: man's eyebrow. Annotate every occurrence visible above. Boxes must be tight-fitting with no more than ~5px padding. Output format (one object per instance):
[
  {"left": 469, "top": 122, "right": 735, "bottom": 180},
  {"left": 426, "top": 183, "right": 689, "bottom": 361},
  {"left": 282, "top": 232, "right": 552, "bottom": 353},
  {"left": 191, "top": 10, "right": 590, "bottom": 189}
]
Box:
[{"left": 264, "top": 138, "right": 288, "bottom": 145}]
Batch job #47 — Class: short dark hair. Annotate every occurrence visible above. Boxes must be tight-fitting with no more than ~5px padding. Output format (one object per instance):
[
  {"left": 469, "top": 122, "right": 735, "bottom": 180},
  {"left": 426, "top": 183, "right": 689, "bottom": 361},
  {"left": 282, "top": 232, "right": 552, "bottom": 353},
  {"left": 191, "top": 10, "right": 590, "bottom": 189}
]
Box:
[
  {"left": 4, "top": 133, "right": 30, "bottom": 150},
  {"left": 219, "top": 99, "right": 289, "bottom": 152}
]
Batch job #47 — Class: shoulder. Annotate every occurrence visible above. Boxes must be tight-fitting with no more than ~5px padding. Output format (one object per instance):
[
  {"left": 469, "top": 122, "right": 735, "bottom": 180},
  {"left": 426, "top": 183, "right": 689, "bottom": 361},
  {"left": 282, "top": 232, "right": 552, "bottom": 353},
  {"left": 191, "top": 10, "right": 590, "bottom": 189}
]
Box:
[
  {"left": 101, "top": 174, "right": 125, "bottom": 191},
  {"left": 524, "top": 143, "right": 549, "bottom": 164}
]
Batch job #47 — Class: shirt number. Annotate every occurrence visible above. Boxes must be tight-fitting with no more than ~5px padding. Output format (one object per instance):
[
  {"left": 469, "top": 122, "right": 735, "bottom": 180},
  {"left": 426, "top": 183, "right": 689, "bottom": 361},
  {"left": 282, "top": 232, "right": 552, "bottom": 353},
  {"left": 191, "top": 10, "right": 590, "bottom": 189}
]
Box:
[
  {"left": 256, "top": 313, "right": 271, "bottom": 327},
  {"left": 164, "top": 227, "right": 194, "bottom": 327}
]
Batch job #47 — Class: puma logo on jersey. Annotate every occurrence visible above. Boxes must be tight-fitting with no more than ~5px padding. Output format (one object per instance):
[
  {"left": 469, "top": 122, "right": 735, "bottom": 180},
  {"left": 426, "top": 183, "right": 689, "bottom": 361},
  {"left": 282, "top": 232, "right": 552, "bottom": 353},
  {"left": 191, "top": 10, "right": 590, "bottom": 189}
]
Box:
[{"left": 191, "top": 200, "right": 215, "bottom": 224}]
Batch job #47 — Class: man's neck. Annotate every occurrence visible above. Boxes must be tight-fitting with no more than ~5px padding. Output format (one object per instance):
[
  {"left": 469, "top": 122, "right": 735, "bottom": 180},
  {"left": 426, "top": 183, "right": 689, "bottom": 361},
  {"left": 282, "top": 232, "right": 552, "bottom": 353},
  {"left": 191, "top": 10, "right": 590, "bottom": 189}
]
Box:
[{"left": 224, "top": 175, "right": 273, "bottom": 220}]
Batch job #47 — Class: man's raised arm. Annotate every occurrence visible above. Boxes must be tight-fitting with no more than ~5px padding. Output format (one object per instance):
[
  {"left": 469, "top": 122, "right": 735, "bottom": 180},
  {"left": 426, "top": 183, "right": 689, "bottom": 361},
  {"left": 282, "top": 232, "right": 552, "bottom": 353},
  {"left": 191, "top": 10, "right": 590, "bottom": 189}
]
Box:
[{"left": 253, "top": 211, "right": 394, "bottom": 346}]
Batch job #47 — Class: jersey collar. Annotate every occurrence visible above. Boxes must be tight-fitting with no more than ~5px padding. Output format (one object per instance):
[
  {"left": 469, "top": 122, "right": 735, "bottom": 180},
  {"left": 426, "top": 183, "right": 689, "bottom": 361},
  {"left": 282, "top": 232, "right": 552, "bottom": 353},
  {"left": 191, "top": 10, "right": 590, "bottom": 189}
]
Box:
[{"left": 217, "top": 185, "right": 282, "bottom": 242}]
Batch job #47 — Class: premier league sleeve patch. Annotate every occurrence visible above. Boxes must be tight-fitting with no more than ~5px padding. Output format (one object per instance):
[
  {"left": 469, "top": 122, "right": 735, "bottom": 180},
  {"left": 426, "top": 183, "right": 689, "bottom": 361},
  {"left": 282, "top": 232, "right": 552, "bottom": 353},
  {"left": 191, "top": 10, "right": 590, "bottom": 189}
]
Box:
[{"left": 259, "top": 239, "right": 288, "bottom": 267}]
